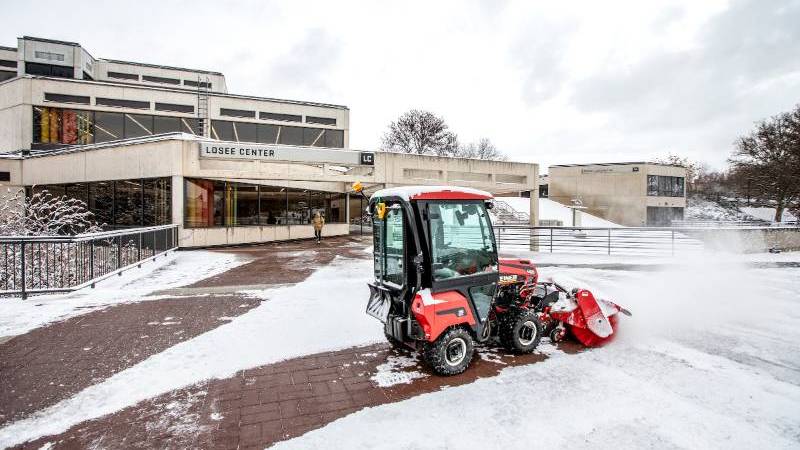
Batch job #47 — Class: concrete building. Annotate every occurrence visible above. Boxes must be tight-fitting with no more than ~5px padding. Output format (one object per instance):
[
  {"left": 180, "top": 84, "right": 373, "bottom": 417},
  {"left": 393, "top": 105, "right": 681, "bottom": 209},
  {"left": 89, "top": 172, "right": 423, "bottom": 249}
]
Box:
[
  {"left": 0, "top": 36, "right": 538, "bottom": 247},
  {"left": 548, "top": 162, "right": 686, "bottom": 227}
]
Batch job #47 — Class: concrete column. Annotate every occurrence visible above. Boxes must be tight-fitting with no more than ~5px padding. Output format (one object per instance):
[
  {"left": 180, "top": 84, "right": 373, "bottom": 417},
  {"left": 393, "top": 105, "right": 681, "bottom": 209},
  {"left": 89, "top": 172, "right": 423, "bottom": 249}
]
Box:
[
  {"left": 529, "top": 167, "right": 540, "bottom": 251},
  {"left": 345, "top": 192, "right": 351, "bottom": 224},
  {"left": 171, "top": 176, "right": 184, "bottom": 245}
]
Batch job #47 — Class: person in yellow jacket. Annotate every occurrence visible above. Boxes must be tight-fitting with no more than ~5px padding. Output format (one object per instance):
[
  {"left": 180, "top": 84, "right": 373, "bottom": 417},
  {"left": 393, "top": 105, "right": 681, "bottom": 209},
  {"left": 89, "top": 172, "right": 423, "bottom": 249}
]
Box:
[{"left": 312, "top": 211, "right": 325, "bottom": 243}]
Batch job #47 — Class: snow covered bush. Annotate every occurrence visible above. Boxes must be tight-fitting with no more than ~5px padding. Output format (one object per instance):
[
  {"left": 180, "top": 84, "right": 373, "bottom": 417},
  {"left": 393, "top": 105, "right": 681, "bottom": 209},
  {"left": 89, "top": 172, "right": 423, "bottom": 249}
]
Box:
[
  {"left": 0, "top": 188, "right": 141, "bottom": 294},
  {"left": 0, "top": 188, "right": 103, "bottom": 236}
]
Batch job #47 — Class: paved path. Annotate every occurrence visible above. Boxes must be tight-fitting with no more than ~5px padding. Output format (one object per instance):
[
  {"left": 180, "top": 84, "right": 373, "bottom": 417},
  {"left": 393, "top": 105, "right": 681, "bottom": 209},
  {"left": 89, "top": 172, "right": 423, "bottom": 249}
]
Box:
[
  {"left": 4, "top": 235, "right": 582, "bottom": 449},
  {"left": 16, "top": 340, "right": 579, "bottom": 449}
]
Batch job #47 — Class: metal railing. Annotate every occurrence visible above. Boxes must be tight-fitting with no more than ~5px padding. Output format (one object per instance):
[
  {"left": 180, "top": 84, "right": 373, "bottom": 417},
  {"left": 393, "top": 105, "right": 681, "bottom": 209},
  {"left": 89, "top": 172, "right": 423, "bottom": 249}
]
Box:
[
  {"left": 0, "top": 224, "right": 178, "bottom": 299},
  {"left": 494, "top": 225, "right": 706, "bottom": 256}
]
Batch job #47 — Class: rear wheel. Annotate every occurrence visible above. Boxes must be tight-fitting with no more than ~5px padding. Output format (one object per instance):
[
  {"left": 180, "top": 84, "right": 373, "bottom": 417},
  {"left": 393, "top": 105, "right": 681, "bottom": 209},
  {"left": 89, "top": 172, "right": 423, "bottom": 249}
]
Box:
[
  {"left": 499, "top": 309, "right": 542, "bottom": 353},
  {"left": 422, "top": 327, "right": 474, "bottom": 375}
]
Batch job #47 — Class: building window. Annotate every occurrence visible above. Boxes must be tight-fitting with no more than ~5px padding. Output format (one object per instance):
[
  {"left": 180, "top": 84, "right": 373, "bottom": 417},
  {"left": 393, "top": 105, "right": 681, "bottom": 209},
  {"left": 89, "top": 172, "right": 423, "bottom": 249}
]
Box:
[
  {"left": 184, "top": 179, "right": 224, "bottom": 227},
  {"left": 34, "top": 51, "right": 65, "bottom": 61},
  {"left": 259, "top": 186, "right": 286, "bottom": 225},
  {"left": 260, "top": 112, "right": 302, "bottom": 123},
  {"left": 143, "top": 178, "right": 172, "bottom": 226},
  {"left": 0, "top": 71, "right": 15, "bottom": 82},
  {"left": 96, "top": 97, "right": 150, "bottom": 110},
  {"left": 31, "top": 178, "right": 171, "bottom": 229},
  {"left": 94, "top": 111, "right": 125, "bottom": 142},
  {"left": 25, "top": 62, "right": 73, "bottom": 78},
  {"left": 184, "top": 178, "right": 344, "bottom": 228},
  {"left": 647, "top": 207, "right": 684, "bottom": 226},
  {"left": 142, "top": 75, "right": 180, "bottom": 85},
  {"left": 43, "top": 93, "right": 90, "bottom": 105},
  {"left": 211, "top": 120, "right": 235, "bottom": 141},
  {"left": 258, "top": 124, "right": 279, "bottom": 144},
  {"left": 153, "top": 116, "right": 182, "bottom": 134},
  {"left": 305, "top": 116, "right": 336, "bottom": 126},
  {"left": 220, "top": 108, "right": 256, "bottom": 118},
  {"left": 89, "top": 181, "right": 114, "bottom": 226},
  {"left": 279, "top": 126, "right": 304, "bottom": 146},
  {"left": 184, "top": 79, "right": 211, "bottom": 89},
  {"left": 647, "top": 175, "right": 685, "bottom": 197},
  {"left": 0, "top": 171, "right": 10, "bottom": 182},
  {"left": 115, "top": 179, "right": 143, "bottom": 226},
  {"left": 107, "top": 71, "right": 139, "bottom": 81},
  {"left": 124, "top": 113, "right": 154, "bottom": 139},
  {"left": 155, "top": 102, "right": 194, "bottom": 114},
  {"left": 0, "top": 60, "right": 17, "bottom": 68},
  {"left": 33, "top": 107, "right": 94, "bottom": 145}
]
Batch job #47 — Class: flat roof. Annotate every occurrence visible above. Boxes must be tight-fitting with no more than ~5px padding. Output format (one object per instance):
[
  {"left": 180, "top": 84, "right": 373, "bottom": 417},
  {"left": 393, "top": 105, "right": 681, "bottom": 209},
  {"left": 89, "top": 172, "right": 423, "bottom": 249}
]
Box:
[
  {"left": 22, "top": 36, "right": 81, "bottom": 47},
  {"left": 0, "top": 45, "right": 17, "bottom": 52},
  {"left": 100, "top": 58, "right": 223, "bottom": 77},
  {"left": 15, "top": 75, "right": 350, "bottom": 110},
  {"left": 550, "top": 161, "right": 685, "bottom": 168}
]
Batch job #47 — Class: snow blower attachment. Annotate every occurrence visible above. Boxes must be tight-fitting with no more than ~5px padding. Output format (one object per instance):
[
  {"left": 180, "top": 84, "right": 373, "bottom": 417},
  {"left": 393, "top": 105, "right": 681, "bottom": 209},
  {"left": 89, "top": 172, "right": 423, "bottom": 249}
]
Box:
[{"left": 359, "top": 184, "right": 631, "bottom": 375}]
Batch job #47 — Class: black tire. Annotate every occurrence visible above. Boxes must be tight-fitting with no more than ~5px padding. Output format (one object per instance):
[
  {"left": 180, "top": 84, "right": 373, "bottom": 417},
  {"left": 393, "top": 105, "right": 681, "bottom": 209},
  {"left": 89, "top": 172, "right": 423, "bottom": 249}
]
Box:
[
  {"left": 422, "top": 327, "right": 474, "bottom": 375},
  {"left": 498, "top": 309, "right": 542, "bottom": 354}
]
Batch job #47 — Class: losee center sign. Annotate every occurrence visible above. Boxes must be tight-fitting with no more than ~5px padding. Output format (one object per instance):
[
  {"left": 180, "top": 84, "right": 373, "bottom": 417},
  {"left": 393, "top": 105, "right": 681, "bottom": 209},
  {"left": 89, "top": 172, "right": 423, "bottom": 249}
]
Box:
[{"left": 199, "top": 142, "right": 374, "bottom": 166}]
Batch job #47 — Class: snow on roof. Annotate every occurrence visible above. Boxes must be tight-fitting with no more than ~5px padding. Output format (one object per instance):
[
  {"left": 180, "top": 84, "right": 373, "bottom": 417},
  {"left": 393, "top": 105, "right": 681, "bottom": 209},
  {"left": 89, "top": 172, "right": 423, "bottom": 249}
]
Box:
[{"left": 371, "top": 185, "right": 493, "bottom": 201}]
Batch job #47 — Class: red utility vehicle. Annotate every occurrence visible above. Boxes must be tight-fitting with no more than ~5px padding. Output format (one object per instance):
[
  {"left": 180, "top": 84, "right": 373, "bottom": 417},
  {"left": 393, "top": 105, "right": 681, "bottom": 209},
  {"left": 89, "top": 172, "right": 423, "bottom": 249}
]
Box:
[{"left": 359, "top": 184, "right": 630, "bottom": 375}]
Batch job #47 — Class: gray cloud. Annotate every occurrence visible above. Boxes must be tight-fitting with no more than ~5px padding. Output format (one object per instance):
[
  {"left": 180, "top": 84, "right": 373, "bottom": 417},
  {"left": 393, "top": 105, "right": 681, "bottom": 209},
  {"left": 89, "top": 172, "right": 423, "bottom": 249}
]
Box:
[
  {"left": 510, "top": 17, "right": 577, "bottom": 104},
  {"left": 572, "top": 0, "right": 800, "bottom": 131},
  {"left": 266, "top": 28, "right": 342, "bottom": 99}
]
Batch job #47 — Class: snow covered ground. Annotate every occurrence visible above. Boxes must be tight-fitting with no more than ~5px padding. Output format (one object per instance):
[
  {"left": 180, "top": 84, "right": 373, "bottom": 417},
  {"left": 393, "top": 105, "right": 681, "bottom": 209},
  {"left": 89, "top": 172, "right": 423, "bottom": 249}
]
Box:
[
  {"left": 273, "top": 252, "right": 800, "bottom": 449},
  {"left": 501, "top": 197, "right": 622, "bottom": 227},
  {"left": 0, "top": 250, "right": 247, "bottom": 337},
  {"left": 2, "top": 247, "right": 799, "bottom": 448},
  {"left": 741, "top": 207, "right": 798, "bottom": 223},
  {"left": 0, "top": 256, "right": 382, "bottom": 448}
]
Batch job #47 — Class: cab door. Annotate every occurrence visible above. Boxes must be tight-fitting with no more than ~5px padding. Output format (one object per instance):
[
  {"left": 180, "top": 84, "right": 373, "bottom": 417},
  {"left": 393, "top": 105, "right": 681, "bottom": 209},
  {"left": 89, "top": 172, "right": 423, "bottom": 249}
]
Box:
[{"left": 425, "top": 200, "right": 499, "bottom": 338}]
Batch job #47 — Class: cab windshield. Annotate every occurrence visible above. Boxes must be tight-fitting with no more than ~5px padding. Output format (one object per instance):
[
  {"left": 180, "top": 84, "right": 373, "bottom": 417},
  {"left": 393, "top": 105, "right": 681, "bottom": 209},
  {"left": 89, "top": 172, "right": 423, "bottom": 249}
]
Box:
[
  {"left": 373, "top": 204, "right": 404, "bottom": 287},
  {"left": 428, "top": 202, "right": 497, "bottom": 281}
]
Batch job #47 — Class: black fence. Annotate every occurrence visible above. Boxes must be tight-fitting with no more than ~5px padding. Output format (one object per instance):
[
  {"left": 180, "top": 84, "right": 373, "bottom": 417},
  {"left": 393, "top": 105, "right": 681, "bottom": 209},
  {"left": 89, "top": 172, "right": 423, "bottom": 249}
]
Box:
[
  {"left": 0, "top": 225, "right": 178, "bottom": 299},
  {"left": 494, "top": 225, "right": 706, "bottom": 256}
]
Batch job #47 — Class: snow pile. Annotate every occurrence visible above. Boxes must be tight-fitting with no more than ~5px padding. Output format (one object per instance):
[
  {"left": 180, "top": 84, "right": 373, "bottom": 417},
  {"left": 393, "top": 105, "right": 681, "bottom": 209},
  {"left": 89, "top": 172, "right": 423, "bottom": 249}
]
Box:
[
  {"left": 686, "top": 196, "right": 751, "bottom": 221},
  {"left": 370, "top": 354, "right": 427, "bottom": 387},
  {"left": 0, "top": 250, "right": 247, "bottom": 337},
  {"left": 499, "top": 197, "right": 622, "bottom": 227},
  {"left": 0, "top": 257, "right": 382, "bottom": 448},
  {"left": 273, "top": 252, "right": 800, "bottom": 449},
  {"left": 741, "top": 206, "right": 797, "bottom": 223}
]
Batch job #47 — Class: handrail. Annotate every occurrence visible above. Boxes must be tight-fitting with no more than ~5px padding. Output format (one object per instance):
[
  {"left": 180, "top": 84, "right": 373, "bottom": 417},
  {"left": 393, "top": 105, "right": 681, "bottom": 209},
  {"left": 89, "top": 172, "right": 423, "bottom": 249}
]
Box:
[{"left": 0, "top": 224, "right": 177, "bottom": 242}]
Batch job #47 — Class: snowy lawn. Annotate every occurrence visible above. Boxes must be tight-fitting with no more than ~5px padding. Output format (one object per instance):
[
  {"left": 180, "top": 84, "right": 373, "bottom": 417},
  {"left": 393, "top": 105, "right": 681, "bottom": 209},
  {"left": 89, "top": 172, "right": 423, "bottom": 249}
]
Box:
[
  {"left": 273, "top": 253, "right": 800, "bottom": 449},
  {"left": 0, "top": 250, "right": 247, "bottom": 337}
]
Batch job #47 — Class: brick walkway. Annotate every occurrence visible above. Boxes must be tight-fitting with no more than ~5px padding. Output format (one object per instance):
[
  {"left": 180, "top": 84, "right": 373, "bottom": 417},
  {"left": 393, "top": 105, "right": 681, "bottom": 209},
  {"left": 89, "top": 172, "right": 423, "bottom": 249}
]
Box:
[
  {"left": 16, "top": 340, "right": 580, "bottom": 449},
  {"left": 4, "top": 234, "right": 581, "bottom": 449}
]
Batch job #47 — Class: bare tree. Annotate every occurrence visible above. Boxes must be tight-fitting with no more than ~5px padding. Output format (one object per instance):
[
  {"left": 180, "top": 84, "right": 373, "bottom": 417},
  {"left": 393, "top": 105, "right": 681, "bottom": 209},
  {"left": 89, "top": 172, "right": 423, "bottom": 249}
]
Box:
[
  {"left": 652, "top": 153, "right": 708, "bottom": 194},
  {"left": 382, "top": 110, "right": 459, "bottom": 157},
  {"left": 730, "top": 104, "right": 800, "bottom": 222},
  {"left": 459, "top": 138, "right": 507, "bottom": 161}
]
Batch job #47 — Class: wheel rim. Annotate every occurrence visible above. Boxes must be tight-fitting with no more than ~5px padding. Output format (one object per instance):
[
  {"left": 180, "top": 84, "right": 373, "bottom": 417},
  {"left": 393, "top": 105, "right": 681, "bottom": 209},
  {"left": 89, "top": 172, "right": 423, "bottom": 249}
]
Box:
[
  {"left": 445, "top": 337, "right": 467, "bottom": 366},
  {"left": 518, "top": 320, "right": 538, "bottom": 346}
]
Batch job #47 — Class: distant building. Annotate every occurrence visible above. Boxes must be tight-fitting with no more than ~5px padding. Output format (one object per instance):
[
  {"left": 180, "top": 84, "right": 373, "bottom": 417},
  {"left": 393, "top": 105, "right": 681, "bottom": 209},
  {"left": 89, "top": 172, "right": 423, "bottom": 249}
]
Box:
[
  {"left": 0, "top": 36, "right": 539, "bottom": 247},
  {"left": 548, "top": 162, "right": 686, "bottom": 227}
]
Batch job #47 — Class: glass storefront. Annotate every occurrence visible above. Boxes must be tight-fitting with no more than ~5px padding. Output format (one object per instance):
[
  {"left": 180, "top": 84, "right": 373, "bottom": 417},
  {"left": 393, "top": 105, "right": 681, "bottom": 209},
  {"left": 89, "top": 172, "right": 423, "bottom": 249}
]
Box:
[
  {"left": 210, "top": 119, "right": 344, "bottom": 148},
  {"left": 184, "top": 178, "right": 346, "bottom": 228},
  {"left": 30, "top": 178, "right": 172, "bottom": 228},
  {"left": 33, "top": 107, "right": 344, "bottom": 149},
  {"left": 33, "top": 106, "right": 200, "bottom": 146}
]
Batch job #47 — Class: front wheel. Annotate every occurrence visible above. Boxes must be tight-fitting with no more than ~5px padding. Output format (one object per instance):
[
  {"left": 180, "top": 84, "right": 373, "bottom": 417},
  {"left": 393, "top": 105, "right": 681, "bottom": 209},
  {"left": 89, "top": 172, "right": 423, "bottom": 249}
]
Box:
[
  {"left": 499, "top": 309, "right": 542, "bottom": 354},
  {"left": 422, "top": 327, "right": 474, "bottom": 375}
]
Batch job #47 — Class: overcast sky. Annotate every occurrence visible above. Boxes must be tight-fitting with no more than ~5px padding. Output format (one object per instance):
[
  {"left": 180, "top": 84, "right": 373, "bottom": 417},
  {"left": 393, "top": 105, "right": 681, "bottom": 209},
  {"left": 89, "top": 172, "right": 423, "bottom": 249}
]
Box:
[{"left": 4, "top": 0, "right": 799, "bottom": 171}]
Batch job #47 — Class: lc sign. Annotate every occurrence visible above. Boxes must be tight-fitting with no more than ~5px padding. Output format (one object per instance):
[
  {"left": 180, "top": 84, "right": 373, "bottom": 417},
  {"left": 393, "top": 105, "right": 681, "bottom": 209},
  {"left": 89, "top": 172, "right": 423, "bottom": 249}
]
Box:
[{"left": 199, "top": 142, "right": 374, "bottom": 166}]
